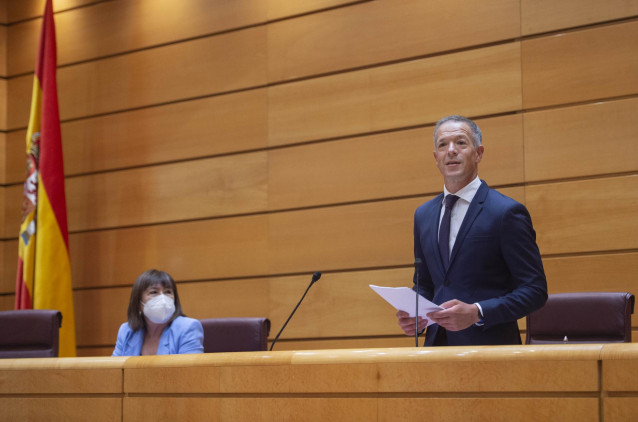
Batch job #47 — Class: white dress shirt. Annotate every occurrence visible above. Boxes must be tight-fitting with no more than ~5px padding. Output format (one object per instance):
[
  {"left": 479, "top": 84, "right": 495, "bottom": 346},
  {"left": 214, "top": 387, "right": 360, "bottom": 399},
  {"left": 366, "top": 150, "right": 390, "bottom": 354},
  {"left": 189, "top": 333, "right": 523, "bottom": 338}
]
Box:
[
  {"left": 438, "top": 176, "right": 485, "bottom": 323},
  {"left": 438, "top": 175, "right": 482, "bottom": 256}
]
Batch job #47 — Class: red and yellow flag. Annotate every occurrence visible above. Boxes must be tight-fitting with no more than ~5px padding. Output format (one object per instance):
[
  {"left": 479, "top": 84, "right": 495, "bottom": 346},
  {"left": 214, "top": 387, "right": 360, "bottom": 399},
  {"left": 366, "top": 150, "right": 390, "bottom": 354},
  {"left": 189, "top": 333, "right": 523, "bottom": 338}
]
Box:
[{"left": 15, "top": 0, "right": 76, "bottom": 357}]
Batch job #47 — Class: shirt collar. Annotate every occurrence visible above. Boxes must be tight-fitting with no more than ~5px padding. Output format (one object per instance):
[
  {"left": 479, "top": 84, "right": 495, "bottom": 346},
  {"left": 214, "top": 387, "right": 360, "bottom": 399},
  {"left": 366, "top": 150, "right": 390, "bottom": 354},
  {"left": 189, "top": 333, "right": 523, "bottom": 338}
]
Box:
[{"left": 443, "top": 176, "right": 481, "bottom": 204}]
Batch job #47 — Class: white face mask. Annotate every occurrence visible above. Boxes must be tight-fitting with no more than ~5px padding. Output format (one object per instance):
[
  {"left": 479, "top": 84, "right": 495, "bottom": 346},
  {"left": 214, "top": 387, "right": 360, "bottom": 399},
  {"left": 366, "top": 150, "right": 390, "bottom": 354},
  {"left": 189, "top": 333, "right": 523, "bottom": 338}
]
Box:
[{"left": 142, "top": 294, "right": 175, "bottom": 324}]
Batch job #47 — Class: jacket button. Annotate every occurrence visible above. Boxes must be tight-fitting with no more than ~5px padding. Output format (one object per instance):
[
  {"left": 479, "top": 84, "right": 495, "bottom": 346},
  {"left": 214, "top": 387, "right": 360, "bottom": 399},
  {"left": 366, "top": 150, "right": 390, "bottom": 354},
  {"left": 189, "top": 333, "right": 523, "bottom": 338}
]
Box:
[{"left": 444, "top": 279, "right": 450, "bottom": 286}]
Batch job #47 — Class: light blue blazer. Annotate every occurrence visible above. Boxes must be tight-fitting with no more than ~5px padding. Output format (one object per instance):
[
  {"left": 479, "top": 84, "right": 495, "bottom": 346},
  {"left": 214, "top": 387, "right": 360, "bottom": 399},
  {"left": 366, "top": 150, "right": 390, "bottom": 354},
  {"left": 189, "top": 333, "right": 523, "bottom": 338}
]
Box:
[{"left": 112, "top": 316, "right": 204, "bottom": 356}]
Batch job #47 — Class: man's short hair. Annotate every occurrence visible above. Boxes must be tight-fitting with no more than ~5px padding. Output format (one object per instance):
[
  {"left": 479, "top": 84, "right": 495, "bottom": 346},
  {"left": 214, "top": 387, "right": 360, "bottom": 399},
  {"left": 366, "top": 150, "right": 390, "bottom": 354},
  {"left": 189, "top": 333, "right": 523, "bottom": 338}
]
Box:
[{"left": 433, "top": 115, "right": 482, "bottom": 148}]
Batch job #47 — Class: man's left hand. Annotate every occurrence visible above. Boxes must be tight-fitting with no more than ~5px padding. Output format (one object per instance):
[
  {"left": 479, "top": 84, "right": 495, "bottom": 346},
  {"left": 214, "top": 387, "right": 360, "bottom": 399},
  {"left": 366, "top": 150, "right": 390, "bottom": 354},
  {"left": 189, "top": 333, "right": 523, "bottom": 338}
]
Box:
[{"left": 426, "top": 299, "right": 481, "bottom": 331}]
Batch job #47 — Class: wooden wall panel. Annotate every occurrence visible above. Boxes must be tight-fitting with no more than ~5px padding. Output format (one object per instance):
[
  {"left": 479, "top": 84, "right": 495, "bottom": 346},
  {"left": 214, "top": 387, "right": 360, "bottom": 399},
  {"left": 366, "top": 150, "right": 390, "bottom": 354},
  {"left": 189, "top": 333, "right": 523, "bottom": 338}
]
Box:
[
  {"left": 0, "top": 24, "right": 6, "bottom": 77},
  {"left": 277, "top": 336, "right": 416, "bottom": 351},
  {"left": 124, "top": 398, "right": 222, "bottom": 422},
  {"left": 78, "top": 346, "right": 114, "bottom": 357},
  {"left": 603, "top": 360, "right": 638, "bottom": 391},
  {"left": 0, "top": 188, "right": 5, "bottom": 240},
  {"left": 304, "top": 363, "right": 594, "bottom": 393},
  {"left": 0, "top": 398, "right": 122, "bottom": 422},
  {"left": 365, "top": 42, "right": 522, "bottom": 130},
  {"left": 66, "top": 152, "right": 267, "bottom": 231},
  {"left": 542, "top": 253, "right": 638, "bottom": 294},
  {"left": 0, "top": 239, "right": 16, "bottom": 295},
  {"left": 7, "top": 0, "right": 361, "bottom": 24},
  {"left": 268, "top": 114, "right": 523, "bottom": 209},
  {"left": 181, "top": 278, "right": 271, "bottom": 321},
  {"left": 1, "top": 184, "right": 18, "bottom": 239},
  {"left": 59, "top": 88, "right": 268, "bottom": 175},
  {"left": 67, "top": 200, "right": 416, "bottom": 290},
  {"left": 66, "top": 186, "right": 520, "bottom": 290},
  {"left": 381, "top": 398, "right": 598, "bottom": 422},
  {"left": 0, "top": 367, "right": 122, "bottom": 394},
  {"left": 69, "top": 214, "right": 270, "bottom": 288},
  {"left": 124, "top": 397, "right": 380, "bottom": 422},
  {"left": 0, "top": 133, "right": 7, "bottom": 184},
  {"left": 375, "top": 362, "right": 599, "bottom": 393},
  {"left": 0, "top": 292, "right": 13, "bottom": 311},
  {"left": 268, "top": 187, "right": 524, "bottom": 275},
  {"left": 3, "top": 89, "right": 268, "bottom": 184},
  {"left": 367, "top": 42, "right": 522, "bottom": 135},
  {"left": 605, "top": 398, "right": 638, "bottom": 422},
  {"left": 267, "top": 0, "right": 367, "bottom": 20},
  {"left": 0, "top": 78, "right": 6, "bottom": 130},
  {"left": 7, "top": 26, "right": 268, "bottom": 129},
  {"left": 0, "top": 240, "right": 8, "bottom": 295},
  {"left": 3, "top": 112, "right": 524, "bottom": 237},
  {"left": 3, "top": 131, "right": 22, "bottom": 184},
  {"left": 267, "top": 198, "right": 419, "bottom": 275},
  {"left": 8, "top": 0, "right": 364, "bottom": 76},
  {"left": 0, "top": 241, "right": 12, "bottom": 295},
  {"left": 527, "top": 176, "right": 638, "bottom": 255},
  {"left": 8, "top": 347, "right": 638, "bottom": 422},
  {"left": 521, "top": 0, "right": 638, "bottom": 35},
  {"left": 5, "top": 0, "right": 97, "bottom": 22},
  {"left": 0, "top": 0, "right": 7, "bottom": 23},
  {"left": 7, "top": 0, "right": 269, "bottom": 76},
  {"left": 267, "top": 0, "right": 519, "bottom": 82},
  {"left": 74, "top": 286, "right": 130, "bottom": 347},
  {"left": 269, "top": 128, "right": 434, "bottom": 209},
  {"left": 268, "top": 268, "right": 413, "bottom": 339},
  {"left": 522, "top": 22, "right": 638, "bottom": 109},
  {"left": 524, "top": 98, "right": 638, "bottom": 182},
  {"left": 269, "top": 42, "right": 522, "bottom": 146}
]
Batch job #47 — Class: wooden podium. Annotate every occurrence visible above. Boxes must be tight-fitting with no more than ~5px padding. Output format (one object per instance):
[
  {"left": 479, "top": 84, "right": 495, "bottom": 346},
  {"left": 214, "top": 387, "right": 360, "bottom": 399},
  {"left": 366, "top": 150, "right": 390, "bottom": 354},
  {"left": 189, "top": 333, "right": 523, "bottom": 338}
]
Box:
[{"left": 1, "top": 344, "right": 637, "bottom": 421}]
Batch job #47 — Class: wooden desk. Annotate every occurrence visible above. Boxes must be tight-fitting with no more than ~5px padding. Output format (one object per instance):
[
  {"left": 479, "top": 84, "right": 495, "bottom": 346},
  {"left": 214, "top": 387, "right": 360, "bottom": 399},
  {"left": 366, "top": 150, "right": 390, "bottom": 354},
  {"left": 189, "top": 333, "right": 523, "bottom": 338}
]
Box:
[{"left": 1, "top": 344, "right": 637, "bottom": 421}]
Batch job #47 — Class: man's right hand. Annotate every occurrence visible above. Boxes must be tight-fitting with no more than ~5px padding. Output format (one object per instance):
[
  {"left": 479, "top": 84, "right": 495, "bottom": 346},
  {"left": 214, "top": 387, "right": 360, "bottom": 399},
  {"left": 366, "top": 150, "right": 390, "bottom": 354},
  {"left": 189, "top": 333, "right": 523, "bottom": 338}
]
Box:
[{"left": 396, "top": 310, "right": 427, "bottom": 336}]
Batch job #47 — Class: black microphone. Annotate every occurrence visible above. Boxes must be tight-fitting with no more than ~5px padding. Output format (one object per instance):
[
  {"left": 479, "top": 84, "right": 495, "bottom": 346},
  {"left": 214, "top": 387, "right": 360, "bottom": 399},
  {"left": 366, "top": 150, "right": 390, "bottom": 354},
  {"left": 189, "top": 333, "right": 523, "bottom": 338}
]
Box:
[
  {"left": 414, "top": 258, "right": 422, "bottom": 347},
  {"left": 269, "top": 271, "right": 321, "bottom": 351}
]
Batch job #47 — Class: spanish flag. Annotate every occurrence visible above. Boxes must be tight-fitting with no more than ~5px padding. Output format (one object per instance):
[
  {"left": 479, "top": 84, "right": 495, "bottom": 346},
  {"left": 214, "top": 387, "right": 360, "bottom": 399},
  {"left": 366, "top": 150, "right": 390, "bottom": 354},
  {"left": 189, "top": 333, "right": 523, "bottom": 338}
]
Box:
[{"left": 14, "top": 0, "right": 76, "bottom": 357}]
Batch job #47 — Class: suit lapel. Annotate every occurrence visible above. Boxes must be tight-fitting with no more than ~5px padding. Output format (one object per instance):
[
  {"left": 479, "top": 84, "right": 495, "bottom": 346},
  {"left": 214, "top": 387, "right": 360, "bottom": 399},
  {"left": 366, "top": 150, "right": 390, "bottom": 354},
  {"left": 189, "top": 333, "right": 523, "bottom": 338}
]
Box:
[{"left": 448, "top": 181, "right": 489, "bottom": 269}]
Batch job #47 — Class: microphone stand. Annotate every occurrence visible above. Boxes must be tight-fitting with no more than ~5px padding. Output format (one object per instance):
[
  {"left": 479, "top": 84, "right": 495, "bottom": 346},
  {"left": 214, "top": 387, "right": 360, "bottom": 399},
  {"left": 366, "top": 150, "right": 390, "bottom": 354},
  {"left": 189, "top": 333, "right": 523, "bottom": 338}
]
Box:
[
  {"left": 414, "top": 258, "right": 422, "bottom": 347},
  {"left": 269, "top": 272, "right": 321, "bottom": 351}
]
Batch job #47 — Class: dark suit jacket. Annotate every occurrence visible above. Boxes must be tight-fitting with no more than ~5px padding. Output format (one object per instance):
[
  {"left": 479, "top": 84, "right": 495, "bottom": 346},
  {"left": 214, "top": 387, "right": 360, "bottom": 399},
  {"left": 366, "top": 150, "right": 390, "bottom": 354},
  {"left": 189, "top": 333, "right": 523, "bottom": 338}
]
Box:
[{"left": 414, "top": 181, "right": 547, "bottom": 346}]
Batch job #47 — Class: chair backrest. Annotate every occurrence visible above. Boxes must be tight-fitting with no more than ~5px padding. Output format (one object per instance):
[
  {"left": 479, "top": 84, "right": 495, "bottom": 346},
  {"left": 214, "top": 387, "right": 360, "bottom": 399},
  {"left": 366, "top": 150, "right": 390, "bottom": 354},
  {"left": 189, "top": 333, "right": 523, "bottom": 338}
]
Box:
[
  {"left": 200, "top": 317, "right": 270, "bottom": 353},
  {"left": 526, "top": 292, "right": 635, "bottom": 344},
  {"left": 0, "top": 310, "right": 62, "bottom": 358}
]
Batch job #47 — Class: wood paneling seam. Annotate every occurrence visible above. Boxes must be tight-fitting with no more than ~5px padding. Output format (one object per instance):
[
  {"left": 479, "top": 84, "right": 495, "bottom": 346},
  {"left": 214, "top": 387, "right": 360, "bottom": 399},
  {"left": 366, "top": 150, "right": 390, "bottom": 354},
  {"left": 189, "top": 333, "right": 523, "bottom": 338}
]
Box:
[
  {"left": 5, "top": 15, "right": 637, "bottom": 81},
  {"left": 4, "top": 0, "right": 119, "bottom": 26}
]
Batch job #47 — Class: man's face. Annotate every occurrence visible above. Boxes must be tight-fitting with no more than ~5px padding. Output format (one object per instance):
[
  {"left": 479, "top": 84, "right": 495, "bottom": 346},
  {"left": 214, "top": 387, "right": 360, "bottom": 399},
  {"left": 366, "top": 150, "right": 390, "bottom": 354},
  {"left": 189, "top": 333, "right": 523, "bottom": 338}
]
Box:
[{"left": 433, "top": 121, "right": 484, "bottom": 192}]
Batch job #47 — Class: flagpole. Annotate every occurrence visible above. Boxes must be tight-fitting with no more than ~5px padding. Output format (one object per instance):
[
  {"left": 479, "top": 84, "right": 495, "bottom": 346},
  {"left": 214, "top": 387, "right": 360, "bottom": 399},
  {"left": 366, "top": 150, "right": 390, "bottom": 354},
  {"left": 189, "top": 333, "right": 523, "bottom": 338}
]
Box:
[{"left": 31, "top": 195, "right": 38, "bottom": 308}]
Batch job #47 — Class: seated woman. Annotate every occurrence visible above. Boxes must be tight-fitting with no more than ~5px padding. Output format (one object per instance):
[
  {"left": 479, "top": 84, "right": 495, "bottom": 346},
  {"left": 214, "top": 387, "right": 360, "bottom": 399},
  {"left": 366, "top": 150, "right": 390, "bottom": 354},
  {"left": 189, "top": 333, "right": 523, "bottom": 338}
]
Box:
[{"left": 112, "top": 269, "right": 203, "bottom": 356}]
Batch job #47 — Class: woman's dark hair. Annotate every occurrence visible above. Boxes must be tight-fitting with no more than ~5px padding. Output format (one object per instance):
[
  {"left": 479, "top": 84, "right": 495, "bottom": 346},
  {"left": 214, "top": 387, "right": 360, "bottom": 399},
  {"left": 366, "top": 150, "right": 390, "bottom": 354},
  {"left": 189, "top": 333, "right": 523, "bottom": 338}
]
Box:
[{"left": 126, "top": 269, "right": 184, "bottom": 331}]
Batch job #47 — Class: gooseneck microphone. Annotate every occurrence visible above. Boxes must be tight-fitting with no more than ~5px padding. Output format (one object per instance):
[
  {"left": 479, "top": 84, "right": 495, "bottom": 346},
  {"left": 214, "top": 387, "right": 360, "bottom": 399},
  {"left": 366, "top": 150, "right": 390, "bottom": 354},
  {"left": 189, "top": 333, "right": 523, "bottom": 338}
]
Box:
[
  {"left": 414, "top": 258, "right": 422, "bottom": 347},
  {"left": 269, "top": 271, "right": 322, "bottom": 351}
]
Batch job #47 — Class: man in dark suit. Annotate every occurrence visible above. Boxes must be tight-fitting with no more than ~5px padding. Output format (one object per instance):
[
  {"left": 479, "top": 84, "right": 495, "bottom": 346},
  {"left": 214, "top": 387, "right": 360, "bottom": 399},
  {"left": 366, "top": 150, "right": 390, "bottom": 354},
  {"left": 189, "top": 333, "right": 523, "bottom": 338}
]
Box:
[{"left": 396, "top": 115, "right": 547, "bottom": 346}]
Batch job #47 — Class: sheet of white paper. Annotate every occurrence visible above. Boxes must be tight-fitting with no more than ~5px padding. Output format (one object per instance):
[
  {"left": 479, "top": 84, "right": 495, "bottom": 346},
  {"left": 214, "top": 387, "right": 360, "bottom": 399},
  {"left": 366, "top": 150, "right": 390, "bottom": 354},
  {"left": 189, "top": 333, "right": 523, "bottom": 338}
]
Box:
[{"left": 369, "top": 284, "right": 443, "bottom": 326}]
